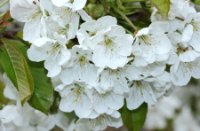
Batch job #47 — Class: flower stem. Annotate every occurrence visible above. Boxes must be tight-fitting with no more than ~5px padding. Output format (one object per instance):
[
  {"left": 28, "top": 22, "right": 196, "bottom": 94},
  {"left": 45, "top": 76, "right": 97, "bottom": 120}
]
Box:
[{"left": 111, "top": 6, "right": 138, "bottom": 31}]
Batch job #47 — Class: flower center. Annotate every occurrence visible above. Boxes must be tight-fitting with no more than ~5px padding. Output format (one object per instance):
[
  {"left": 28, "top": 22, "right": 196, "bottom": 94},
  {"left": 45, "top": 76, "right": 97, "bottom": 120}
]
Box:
[
  {"left": 50, "top": 43, "right": 61, "bottom": 54},
  {"left": 58, "top": 25, "right": 70, "bottom": 35},
  {"left": 104, "top": 37, "right": 113, "bottom": 49},
  {"left": 78, "top": 56, "right": 87, "bottom": 65},
  {"left": 176, "top": 44, "right": 189, "bottom": 55},
  {"left": 135, "top": 81, "right": 142, "bottom": 87},
  {"left": 30, "top": 8, "right": 41, "bottom": 20},
  {"left": 72, "top": 84, "right": 84, "bottom": 101}
]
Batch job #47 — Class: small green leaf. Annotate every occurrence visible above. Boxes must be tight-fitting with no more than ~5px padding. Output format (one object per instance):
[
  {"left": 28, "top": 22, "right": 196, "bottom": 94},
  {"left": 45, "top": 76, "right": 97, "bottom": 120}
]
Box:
[
  {"left": 151, "top": 0, "right": 170, "bottom": 17},
  {"left": 0, "top": 38, "right": 34, "bottom": 104},
  {"left": 121, "top": 103, "right": 148, "bottom": 131}
]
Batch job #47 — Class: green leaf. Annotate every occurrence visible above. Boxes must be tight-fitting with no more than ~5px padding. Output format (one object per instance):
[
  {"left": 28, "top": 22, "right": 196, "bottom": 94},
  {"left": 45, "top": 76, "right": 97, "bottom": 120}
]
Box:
[
  {"left": 193, "top": 0, "right": 200, "bottom": 5},
  {"left": 28, "top": 66, "right": 54, "bottom": 114},
  {"left": 121, "top": 103, "right": 148, "bottom": 131},
  {"left": 151, "top": 0, "right": 170, "bottom": 17},
  {"left": 13, "top": 40, "right": 54, "bottom": 114},
  {"left": 0, "top": 78, "right": 8, "bottom": 108},
  {"left": 0, "top": 38, "right": 34, "bottom": 104}
]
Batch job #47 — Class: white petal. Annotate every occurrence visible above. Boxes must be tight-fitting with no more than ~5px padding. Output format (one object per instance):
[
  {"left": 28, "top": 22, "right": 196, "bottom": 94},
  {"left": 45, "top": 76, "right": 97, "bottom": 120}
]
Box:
[
  {"left": 179, "top": 50, "right": 200, "bottom": 62},
  {"left": 191, "top": 60, "right": 200, "bottom": 79},
  {"left": 96, "top": 16, "right": 117, "bottom": 29},
  {"left": 51, "top": 0, "right": 66, "bottom": 7},
  {"left": 32, "top": 37, "right": 53, "bottom": 47},
  {"left": 10, "top": 0, "right": 38, "bottom": 22},
  {"left": 189, "top": 31, "right": 200, "bottom": 52},
  {"left": 23, "top": 18, "right": 42, "bottom": 42},
  {"left": 0, "top": 105, "right": 18, "bottom": 123},
  {"left": 106, "top": 93, "right": 124, "bottom": 110},
  {"left": 3, "top": 84, "right": 18, "bottom": 101},
  {"left": 126, "top": 81, "right": 156, "bottom": 110},
  {"left": 78, "top": 10, "right": 93, "bottom": 22},
  {"left": 149, "top": 21, "right": 169, "bottom": 35},
  {"left": 27, "top": 45, "right": 48, "bottom": 62},
  {"left": 91, "top": 92, "right": 109, "bottom": 114},
  {"left": 92, "top": 46, "right": 128, "bottom": 69},
  {"left": 114, "top": 34, "right": 133, "bottom": 56},
  {"left": 58, "top": 49, "right": 71, "bottom": 65},
  {"left": 59, "top": 95, "right": 75, "bottom": 112},
  {"left": 73, "top": 0, "right": 87, "bottom": 11},
  {"left": 44, "top": 59, "right": 62, "bottom": 77},
  {"left": 75, "top": 95, "right": 92, "bottom": 118},
  {"left": 170, "top": 62, "right": 192, "bottom": 86},
  {"left": 60, "top": 67, "right": 77, "bottom": 85},
  {"left": 182, "top": 24, "right": 193, "bottom": 43}
]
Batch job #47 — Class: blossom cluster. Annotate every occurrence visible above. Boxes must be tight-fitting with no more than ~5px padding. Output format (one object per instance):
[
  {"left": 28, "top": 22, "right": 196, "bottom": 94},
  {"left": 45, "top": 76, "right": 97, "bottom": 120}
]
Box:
[
  {"left": 1, "top": 0, "right": 200, "bottom": 130},
  {"left": 145, "top": 81, "right": 200, "bottom": 131}
]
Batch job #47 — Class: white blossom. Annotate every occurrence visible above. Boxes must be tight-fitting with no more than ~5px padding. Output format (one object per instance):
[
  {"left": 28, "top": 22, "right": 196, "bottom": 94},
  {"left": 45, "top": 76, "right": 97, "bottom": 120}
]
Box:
[
  {"left": 170, "top": 60, "right": 200, "bottom": 86},
  {"left": 77, "top": 111, "right": 122, "bottom": 131},
  {"left": 145, "top": 94, "right": 181, "bottom": 130},
  {"left": 133, "top": 23, "right": 172, "bottom": 66},
  {"left": 60, "top": 46, "right": 98, "bottom": 86},
  {"left": 27, "top": 36, "right": 70, "bottom": 77},
  {"left": 96, "top": 68, "right": 129, "bottom": 95},
  {"left": 10, "top": 0, "right": 55, "bottom": 42},
  {"left": 7, "top": 0, "right": 200, "bottom": 130},
  {"left": 57, "top": 83, "right": 92, "bottom": 118},
  {"left": 46, "top": 13, "right": 80, "bottom": 40},
  {"left": 87, "top": 89, "right": 124, "bottom": 114},
  {"left": 125, "top": 63, "right": 169, "bottom": 110},
  {"left": 174, "top": 107, "right": 200, "bottom": 131},
  {"left": 77, "top": 16, "right": 134, "bottom": 69}
]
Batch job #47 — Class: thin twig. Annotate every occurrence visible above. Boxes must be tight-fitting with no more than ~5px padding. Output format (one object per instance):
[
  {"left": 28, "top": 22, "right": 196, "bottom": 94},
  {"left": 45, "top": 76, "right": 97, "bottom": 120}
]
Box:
[{"left": 111, "top": 6, "right": 138, "bottom": 31}]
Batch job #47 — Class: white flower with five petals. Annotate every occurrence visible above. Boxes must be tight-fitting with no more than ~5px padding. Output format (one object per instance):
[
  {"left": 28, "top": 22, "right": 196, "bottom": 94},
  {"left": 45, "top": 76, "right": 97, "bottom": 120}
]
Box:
[
  {"left": 77, "top": 16, "right": 133, "bottom": 69},
  {"left": 10, "top": 0, "right": 55, "bottom": 42},
  {"left": 57, "top": 83, "right": 92, "bottom": 118},
  {"left": 60, "top": 46, "right": 98, "bottom": 86},
  {"left": 27, "top": 36, "right": 70, "bottom": 77}
]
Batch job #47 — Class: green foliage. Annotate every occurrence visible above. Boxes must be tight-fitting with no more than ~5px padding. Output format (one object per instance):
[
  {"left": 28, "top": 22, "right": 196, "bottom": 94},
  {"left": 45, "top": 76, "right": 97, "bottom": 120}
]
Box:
[
  {"left": 151, "top": 0, "right": 170, "bottom": 17},
  {"left": 0, "top": 79, "right": 8, "bottom": 108},
  {"left": 85, "top": 3, "right": 105, "bottom": 18},
  {"left": 0, "top": 39, "right": 54, "bottom": 114},
  {"left": 28, "top": 66, "right": 54, "bottom": 114},
  {"left": 14, "top": 40, "right": 55, "bottom": 114},
  {"left": 0, "top": 38, "right": 34, "bottom": 104},
  {"left": 85, "top": 0, "right": 152, "bottom": 33},
  {"left": 121, "top": 103, "right": 148, "bottom": 131},
  {"left": 192, "top": 0, "right": 200, "bottom": 5}
]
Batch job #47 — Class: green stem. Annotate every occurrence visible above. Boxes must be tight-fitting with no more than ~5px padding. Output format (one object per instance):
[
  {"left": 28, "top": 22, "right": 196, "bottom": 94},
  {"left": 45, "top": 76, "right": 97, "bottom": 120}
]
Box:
[
  {"left": 111, "top": 6, "right": 138, "bottom": 31},
  {"left": 0, "top": 0, "right": 9, "bottom": 8},
  {"left": 124, "top": 5, "right": 142, "bottom": 10},
  {"left": 123, "top": 10, "right": 138, "bottom": 15}
]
